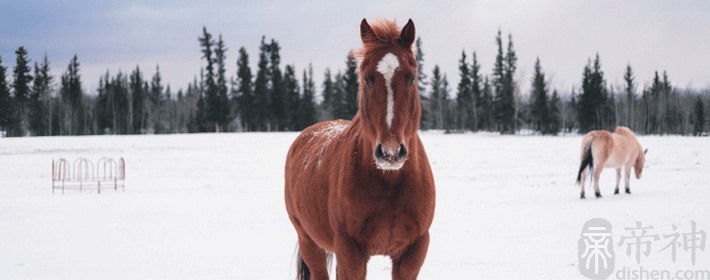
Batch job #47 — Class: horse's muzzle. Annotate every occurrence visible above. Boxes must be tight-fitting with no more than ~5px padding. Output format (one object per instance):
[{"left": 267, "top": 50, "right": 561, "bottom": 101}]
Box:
[{"left": 374, "top": 143, "right": 408, "bottom": 170}]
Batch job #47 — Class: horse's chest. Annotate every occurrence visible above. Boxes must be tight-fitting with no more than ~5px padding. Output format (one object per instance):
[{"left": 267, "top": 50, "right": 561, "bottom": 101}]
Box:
[{"left": 356, "top": 208, "right": 422, "bottom": 255}]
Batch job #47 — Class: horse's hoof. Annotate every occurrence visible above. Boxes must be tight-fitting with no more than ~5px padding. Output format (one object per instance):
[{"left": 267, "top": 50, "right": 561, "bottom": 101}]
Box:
[
  {"left": 625, "top": 189, "right": 631, "bottom": 194},
  {"left": 580, "top": 193, "right": 585, "bottom": 199},
  {"left": 614, "top": 189, "right": 619, "bottom": 195},
  {"left": 595, "top": 192, "right": 602, "bottom": 198}
]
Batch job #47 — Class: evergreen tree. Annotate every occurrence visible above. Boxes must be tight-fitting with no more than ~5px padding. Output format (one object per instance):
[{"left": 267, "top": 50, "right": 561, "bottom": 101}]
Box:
[
  {"left": 577, "top": 54, "right": 610, "bottom": 133},
  {"left": 12, "top": 46, "right": 33, "bottom": 136},
  {"left": 253, "top": 37, "right": 271, "bottom": 131},
  {"left": 442, "top": 74, "right": 452, "bottom": 131},
  {"left": 693, "top": 96, "right": 705, "bottom": 136},
  {"left": 503, "top": 33, "right": 518, "bottom": 133},
  {"left": 114, "top": 72, "right": 131, "bottom": 134},
  {"left": 321, "top": 68, "right": 336, "bottom": 120},
  {"left": 429, "top": 65, "right": 444, "bottom": 129},
  {"left": 269, "top": 39, "right": 287, "bottom": 131},
  {"left": 547, "top": 89, "right": 562, "bottom": 135},
  {"left": 196, "top": 92, "right": 208, "bottom": 132},
  {"left": 150, "top": 66, "right": 165, "bottom": 133},
  {"left": 492, "top": 30, "right": 505, "bottom": 132},
  {"left": 415, "top": 37, "right": 430, "bottom": 130},
  {"left": 529, "top": 57, "right": 549, "bottom": 133},
  {"left": 96, "top": 71, "right": 113, "bottom": 134},
  {"left": 456, "top": 51, "right": 472, "bottom": 131},
  {"left": 297, "top": 64, "right": 317, "bottom": 130},
  {"left": 645, "top": 70, "right": 675, "bottom": 134},
  {"left": 235, "top": 47, "right": 254, "bottom": 131},
  {"left": 283, "top": 64, "right": 300, "bottom": 131},
  {"left": 623, "top": 64, "right": 635, "bottom": 129},
  {"left": 164, "top": 85, "right": 175, "bottom": 132},
  {"left": 29, "top": 55, "right": 52, "bottom": 136},
  {"left": 214, "top": 35, "right": 230, "bottom": 131},
  {"left": 661, "top": 71, "right": 680, "bottom": 134},
  {"left": 577, "top": 59, "right": 595, "bottom": 133},
  {"left": 199, "top": 27, "right": 216, "bottom": 97},
  {"left": 197, "top": 27, "right": 224, "bottom": 132},
  {"left": 130, "top": 66, "right": 145, "bottom": 133},
  {"left": 0, "top": 56, "right": 14, "bottom": 135},
  {"left": 341, "top": 54, "right": 359, "bottom": 120},
  {"left": 566, "top": 88, "right": 578, "bottom": 133},
  {"left": 60, "top": 55, "right": 84, "bottom": 135},
  {"left": 492, "top": 30, "right": 517, "bottom": 134},
  {"left": 333, "top": 71, "right": 345, "bottom": 119},
  {"left": 470, "top": 52, "right": 482, "bottom": 131},
  {"left": 643, "top": 71, "right": 660, "bottom": 134},
  {"left": 479, "top": 76, "right": 494, "bottom": 131},
  {"left": 608, "top": 85, "right": 618, "bottom": 128},
  {"left": 185, "top": 76, "right": 203, "bottom": 133}
]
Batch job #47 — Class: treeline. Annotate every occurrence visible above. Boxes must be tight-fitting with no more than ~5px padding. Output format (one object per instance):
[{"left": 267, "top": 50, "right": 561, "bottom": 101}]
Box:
[
  {"left": 425, "top": 31, "right": 708, "bottom": 136},
  {"left": 0, "top": 28, "right": 708, "bottom": 137}
]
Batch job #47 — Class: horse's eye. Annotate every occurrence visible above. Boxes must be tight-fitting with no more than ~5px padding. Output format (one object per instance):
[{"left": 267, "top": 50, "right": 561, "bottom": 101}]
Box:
[
  {"left": 364, "top": 75, "right": 374, "bottom": 88},
  {"left": 406, "top": 74, "right": 415, "bottom": 86}
]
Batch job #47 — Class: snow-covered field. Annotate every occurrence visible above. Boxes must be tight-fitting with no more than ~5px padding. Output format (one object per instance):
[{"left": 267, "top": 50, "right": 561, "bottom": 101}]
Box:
[{"left": 1, "top": 132, "right": 708, "bottom": 279}]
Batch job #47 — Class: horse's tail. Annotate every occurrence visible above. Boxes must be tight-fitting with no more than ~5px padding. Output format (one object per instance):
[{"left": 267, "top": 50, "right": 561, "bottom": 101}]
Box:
[
  {"left": 296, "top": 249, "right": 333, "bottom": 280},
  {"left": 577, "top": 138, "right": 594, "bottom": 183}
]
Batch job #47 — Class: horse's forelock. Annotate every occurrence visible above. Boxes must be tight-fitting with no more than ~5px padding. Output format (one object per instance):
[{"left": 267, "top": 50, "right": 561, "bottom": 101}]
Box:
[{"left": 354, "top": 19, "right": 408, "bottom": 65}]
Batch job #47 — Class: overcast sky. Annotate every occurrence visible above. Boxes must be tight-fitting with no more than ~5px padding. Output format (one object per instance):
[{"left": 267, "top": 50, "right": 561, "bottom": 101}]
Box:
[{"left": 1, "top": 0, "right": 709, "bottom": 97}]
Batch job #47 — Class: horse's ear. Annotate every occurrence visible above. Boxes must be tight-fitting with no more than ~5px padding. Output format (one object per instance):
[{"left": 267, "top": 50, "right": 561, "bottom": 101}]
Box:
[
  {"left": 360, "top": 18, "right": 374, "bottom": 42},
  {"left": 399, "top": 19, "right": 415, "bottom": 48},
  {"left": 644, "top": 148, "right": 648, "bottom": 155}
]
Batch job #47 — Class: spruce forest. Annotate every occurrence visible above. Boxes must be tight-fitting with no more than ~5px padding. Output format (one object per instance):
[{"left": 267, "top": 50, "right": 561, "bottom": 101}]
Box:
[{"left": 0, "top": 28, "right": 707, "bottom": 137}]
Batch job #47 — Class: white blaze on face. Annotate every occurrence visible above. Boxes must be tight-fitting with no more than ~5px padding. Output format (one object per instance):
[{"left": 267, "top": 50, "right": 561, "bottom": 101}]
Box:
[{"left": 376, "top": 53, "right": 400, "bottom": 129}]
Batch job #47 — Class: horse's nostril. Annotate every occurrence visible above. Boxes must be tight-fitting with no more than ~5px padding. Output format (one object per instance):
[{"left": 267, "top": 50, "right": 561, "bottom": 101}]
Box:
[
  {"left": 399, "top": 144, "right": 408, "bottom": 159},
  {"left": 375, "top": 144, "right": 385, "bottom": 160}
]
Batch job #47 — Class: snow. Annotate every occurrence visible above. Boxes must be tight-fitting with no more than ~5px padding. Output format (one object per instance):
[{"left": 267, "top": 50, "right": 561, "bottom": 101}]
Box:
[
  {"left": 310, "top": 120, "right": 349, "bottom": 168},
  {"left": 1, "top": 132, "right": 708, "bottom": 279}
]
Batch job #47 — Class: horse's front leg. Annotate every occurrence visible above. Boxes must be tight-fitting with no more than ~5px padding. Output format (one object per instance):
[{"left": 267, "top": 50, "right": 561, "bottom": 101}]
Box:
[
  {"left": 391, "top": 233, "right": 430, "bottom": 280},
  {"left": 614, "top": 168, "right": 621, "bottom": 194},
  {"left": 335, "top": 235, "right": 368, "bottom": 280},
  {"left": 298, "top": 234, "right": 331, "bottom": 280},
  {"left": 624, "top": 165, "right": 632, "bottom": 194}
]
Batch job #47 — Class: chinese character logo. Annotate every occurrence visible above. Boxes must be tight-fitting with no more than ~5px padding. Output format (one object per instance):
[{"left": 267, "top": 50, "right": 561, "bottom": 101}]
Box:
[
  {"left": 618, "top": 221, "right": 660, "bottom": 264},
  {"left": 682, "top": 221, "right": 706, "bottom": 265},
  {"left": 579, "top": 218, "right": 615, "bottom": 279},
  {"left": 656, "top": 221, "right": 707, "bottom": 264}
]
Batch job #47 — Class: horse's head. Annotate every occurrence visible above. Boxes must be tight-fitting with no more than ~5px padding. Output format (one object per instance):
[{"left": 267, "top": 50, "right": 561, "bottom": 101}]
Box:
[
  {"left": 634, "top": 148, "right": 648, "bottom": 178},
  {"left": 355, "top": 19, "right": 420, "bottom": 171}
]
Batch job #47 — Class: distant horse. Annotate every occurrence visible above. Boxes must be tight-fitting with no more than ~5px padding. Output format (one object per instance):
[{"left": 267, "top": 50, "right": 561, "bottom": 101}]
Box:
[
  {"left": 576, "top": 126, "right": 647, "bottom": 198},
  {"left": 284, "top": 19, "right": 435, "bottom": 279}
]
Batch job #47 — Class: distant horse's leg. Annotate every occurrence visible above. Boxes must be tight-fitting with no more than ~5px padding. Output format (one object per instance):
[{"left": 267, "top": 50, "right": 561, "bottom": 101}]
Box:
[
  {"left": 335, "top": 236, "right": 368, "bottom": 280},
  {"left": 614, "top": 168, "right": 621, "bottom": 195},
  {"left": 298, "top": 235, "right": 330, "bottom": 280},
  {"left": 391, "top": 232, "right": 430, "bottom": 280},
  {"left": 624, "top": 165, "right": 632, "bottom": 194},
  {"left": 593, "top": 165, "right": 603, "bottom": 198},
  {"left": 579, "top": 170, "right": 587, "bottom": 199}
]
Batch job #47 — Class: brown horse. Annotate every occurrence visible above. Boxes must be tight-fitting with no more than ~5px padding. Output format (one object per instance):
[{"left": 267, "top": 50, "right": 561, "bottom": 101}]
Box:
[
  {"left": 576, "top": 126, "right": 647, "bottom": 199},
  {"left": 284, "top": 19, "right": 435, "bottom": 279}
]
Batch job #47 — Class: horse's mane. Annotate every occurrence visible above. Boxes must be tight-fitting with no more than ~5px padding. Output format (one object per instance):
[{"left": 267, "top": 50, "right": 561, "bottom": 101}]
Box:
[{"left": 353, "top": 19, "right": 403, "bottom": 60}]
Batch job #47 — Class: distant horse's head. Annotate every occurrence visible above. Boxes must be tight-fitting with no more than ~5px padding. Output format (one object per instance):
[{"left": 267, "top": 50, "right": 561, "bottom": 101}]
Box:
[
  {"left": 635, "top": 148, "right": 648, "bottom": 178},
  {"left": 354, "top": 19, "right": 420, "bottom": 171}
]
